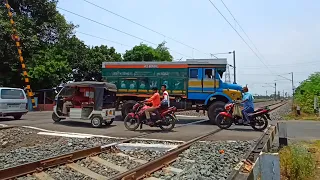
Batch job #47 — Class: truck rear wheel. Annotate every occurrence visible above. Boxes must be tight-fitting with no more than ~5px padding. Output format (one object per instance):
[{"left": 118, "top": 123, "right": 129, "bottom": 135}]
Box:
[
  {"left": 208, "top": 101, "right": 226, "bottom": 125},
  {"left": 121, "top": 100, "right": 136, "bottom": 118}
]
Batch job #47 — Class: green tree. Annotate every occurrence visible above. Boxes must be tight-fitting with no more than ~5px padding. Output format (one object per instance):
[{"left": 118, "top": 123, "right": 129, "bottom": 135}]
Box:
[
  {"left": 82, "top": 45, "right": 122, "bottom": 81},
  {"left": 155, "top": 41, "right": 173, "bottom": 61},
  {"left": 123, "top": 41, "right": 173, "bottom": 62},
  {"left": 294, "top": 72, "right": 320, "bottom": 113},
  {"left": 0, "top": 0, "right": 76, "bottom": 88}
]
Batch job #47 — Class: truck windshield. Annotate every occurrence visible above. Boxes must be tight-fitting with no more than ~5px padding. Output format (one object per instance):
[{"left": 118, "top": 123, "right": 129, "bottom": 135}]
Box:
[{"left": 1, "top": 89, "right": 25, "bottom": 99}]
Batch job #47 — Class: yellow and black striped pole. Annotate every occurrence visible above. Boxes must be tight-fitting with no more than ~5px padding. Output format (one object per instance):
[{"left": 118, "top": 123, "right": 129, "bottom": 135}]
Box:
[{"left": 4, "top": 0, "right": 36, "bottom": 109}]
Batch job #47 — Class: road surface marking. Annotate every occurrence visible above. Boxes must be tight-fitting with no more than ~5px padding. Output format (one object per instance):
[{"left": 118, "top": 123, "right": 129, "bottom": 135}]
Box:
[{"left": 22, "top": 125, "right": 185, "bottom": 143}]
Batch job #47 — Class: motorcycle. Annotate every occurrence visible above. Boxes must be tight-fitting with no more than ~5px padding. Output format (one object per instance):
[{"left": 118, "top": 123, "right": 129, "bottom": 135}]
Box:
[
  {"left": 215, "top": 101, "right": 271, "bottom": 131},
  {"left": 124, "top": 101, "right": 178, "bottom": 131}
]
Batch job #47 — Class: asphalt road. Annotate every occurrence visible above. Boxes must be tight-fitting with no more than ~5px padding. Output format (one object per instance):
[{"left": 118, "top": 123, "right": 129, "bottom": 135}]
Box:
[
  {"left": 0, "top": 111, "right": 263, "bottom": 141},
  {"left": 0, "top": 103, "right": 273, "bottom": 142}
]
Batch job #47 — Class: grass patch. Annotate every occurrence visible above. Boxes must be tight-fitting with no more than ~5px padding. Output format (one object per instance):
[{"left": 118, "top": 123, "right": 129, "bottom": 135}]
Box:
[
  {"left": 283, "top": 111, "right": 320, "bottom": 121},
  {"left": 280, "top": 141, "right": 320, "bottom": 180}
]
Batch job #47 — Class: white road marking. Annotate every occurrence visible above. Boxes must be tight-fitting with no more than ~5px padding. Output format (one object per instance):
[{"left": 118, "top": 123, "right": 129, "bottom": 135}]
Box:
[
  {"left": 37, "top": 132, "right": 93, "bottom": 138},
  {"left": 0, "top": 124, "right": 8, "bottom": 127},
  {"left": 116, "top": 143, "right": 178, "bottom": 151},
  {"left": 22, "top": 125, "right": 185, "bottom": 143}
]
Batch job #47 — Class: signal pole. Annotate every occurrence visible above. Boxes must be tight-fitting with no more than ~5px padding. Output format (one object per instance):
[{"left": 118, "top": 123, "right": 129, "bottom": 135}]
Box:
[
  {"left": 233, "top": 50, "right": 236, "bottom": 84},
  {"left": 275, "top": 82, "right": 277, "bottom": 100}
]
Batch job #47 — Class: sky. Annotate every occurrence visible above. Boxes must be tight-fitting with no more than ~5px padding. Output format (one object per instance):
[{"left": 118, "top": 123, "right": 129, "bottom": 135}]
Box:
[{"left": 57, "top": 0, "right": 320, "bottom": 96}]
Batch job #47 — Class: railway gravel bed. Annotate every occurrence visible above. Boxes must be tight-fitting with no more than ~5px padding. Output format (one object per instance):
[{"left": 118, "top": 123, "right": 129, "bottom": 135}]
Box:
[
  {"left": 122, "top": 148, "right": 166, "bottom": 161},
  {"left": 76, "top": 157, "right": 118, "bottom": 177},
  {"left": 0, "top": 127, "right": 60, "bottom": 152},
  {"left": 46, "top": 165, "right": 92, "bottom": 180},
  {"left": 0, "top": 137, "right": 118, "bottom": 169},
  {"left": 98, "top": 151, "right": 141, "bottom": 169},
  {"left": 152, "top": 140, "right": 255, "bottom": 180}
]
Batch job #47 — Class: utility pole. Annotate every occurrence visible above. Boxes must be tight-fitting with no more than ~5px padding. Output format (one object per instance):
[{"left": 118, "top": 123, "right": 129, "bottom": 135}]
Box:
[
  {"left": 233, "top": 50, "right": 236, "bottom": 84},
  {"left": 266, "top": 90, "right": 267, "bottom": 97},
  {"left": 291, "top": 72, "right": 294, "bottom": 110},
  {"left": 275, "top": 82, "right": 277, "bottom": 100},
  {"left": 291, "top": 72, "right": 294, "bottom": 96}
]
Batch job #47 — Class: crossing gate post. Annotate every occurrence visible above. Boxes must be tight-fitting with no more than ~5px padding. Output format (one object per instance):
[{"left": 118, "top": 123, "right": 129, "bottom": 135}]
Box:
[{"left": 4, "top": 0, "right": 36, "bottom": 109}]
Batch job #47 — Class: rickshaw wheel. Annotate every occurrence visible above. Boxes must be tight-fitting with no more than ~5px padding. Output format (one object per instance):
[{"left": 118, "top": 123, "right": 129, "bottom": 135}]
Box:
[
  {"left": 52, "top": 112, "right": 62, "bottom": 122},
  {"left": 91, "top": 115, "right": 103, "bottom": 128},
  {"left": 105, "top": 118, "right": 114, "bottom": 126}
]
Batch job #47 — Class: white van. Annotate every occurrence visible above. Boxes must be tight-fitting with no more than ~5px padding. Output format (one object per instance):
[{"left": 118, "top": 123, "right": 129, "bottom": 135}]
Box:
[{"left": 0, "top": 87, "right": 28, "bottom": 119}]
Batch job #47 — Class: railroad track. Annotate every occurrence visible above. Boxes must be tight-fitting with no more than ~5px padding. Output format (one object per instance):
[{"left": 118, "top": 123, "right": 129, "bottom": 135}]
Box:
[{"left": 0, "top": 101, "right": 286, "bottom": 180}]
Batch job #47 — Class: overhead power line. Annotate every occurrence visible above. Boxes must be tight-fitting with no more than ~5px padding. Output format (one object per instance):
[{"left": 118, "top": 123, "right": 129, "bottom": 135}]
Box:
[
  {"left": 77, "top": 31, "right": 132, "bottom": 48},
  {"left": 83, "top": 0, "right": 210, "bottom": 56},
  {"left": 57, "top": 7, "right": 192, "bottom": 58},
  {"left": 240, "top": 61, "right": 320, "bottom": 69},
  {"left": 220, "top": 0, "right": 267, "bottom": 64},
  {"left": 207, "top": 0, "right": 274, "bottom": 74}
]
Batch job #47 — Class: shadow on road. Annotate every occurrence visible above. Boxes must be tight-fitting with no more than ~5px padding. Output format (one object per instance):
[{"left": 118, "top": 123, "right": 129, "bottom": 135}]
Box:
[
  {"left": 54, "top": 121, "right": 117, "bottom": 129},
  {"left": 223, "top": 127, "right": 257, "bottom": 132},
  {"left": 0, "top": 117, "right": 25, "bottom": 122},
  {"left": 114, "top": 115, "right": 210, "bottom": 125}
]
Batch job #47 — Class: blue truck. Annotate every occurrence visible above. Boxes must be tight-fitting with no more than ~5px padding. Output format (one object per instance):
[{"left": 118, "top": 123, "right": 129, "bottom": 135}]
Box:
[{"left": 102, "top": 59, "right": 243, "bottom": 124}]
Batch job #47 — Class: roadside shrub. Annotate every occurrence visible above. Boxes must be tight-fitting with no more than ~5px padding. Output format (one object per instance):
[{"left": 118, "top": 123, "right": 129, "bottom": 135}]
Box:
[
  {"left": 280, "top": 144, "right": 316, "bottom": 180},
  {"left": 294, "top": 72, "right": 320, "bottom": 114}
]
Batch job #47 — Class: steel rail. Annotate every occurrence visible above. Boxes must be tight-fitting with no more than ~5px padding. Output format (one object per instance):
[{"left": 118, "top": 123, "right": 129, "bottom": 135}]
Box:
[{"left": 109, "top": 128, "right": 223, "bottom": 180}]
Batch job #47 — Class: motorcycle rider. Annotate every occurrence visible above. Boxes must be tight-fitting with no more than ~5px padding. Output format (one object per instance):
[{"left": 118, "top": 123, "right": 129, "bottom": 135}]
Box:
[
  {"left": 161, "top": 84, "right": 170, "bottom": 107},
  {"left": 144, "top": 87, "right": 161, "bottom": 125},
  {"left": 241, "top": 86, "right": 254, "bottom": 125}
]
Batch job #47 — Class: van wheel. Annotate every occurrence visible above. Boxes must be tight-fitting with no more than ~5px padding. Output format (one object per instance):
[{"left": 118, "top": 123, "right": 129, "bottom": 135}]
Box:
[
  {"left": 52, "top": 112, "right": 62, "bottom": 122},
  {"left": 121, "top": 100, "right": 136, "bottom": 118},
  {"left": 208, "top": 101, "right": 226, "bottom": 125},
  {"left": 91, "top": 115, "right": 103, "bottom": 128},
  {"left": 13, "top": 114, "right": 22, "bottom": 120}
]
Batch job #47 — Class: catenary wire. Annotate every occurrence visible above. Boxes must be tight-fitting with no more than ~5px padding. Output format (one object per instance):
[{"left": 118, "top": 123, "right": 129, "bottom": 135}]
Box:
[
  {"left": 83, "top": 0, "right": 211, "bottom": 57},
  {"left": 207, "top": 0, "right": 274, "bottom": 74},
  {"left": 57, "top": 7, "right": 193, "bottom": 58}
]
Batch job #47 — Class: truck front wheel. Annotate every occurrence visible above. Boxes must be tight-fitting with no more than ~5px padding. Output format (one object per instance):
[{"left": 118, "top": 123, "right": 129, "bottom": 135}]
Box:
[
  {"left": 208, "top": 101, "right": 226, "bottom": 125},
  {"left": 121, "top": 100, "right": 136, "bottom": 119}
]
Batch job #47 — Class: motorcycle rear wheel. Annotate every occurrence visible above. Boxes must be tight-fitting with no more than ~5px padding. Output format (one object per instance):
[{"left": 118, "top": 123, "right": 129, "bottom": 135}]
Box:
[
  {"left": 159, "top": 114, "right": 176, "bottom": 131},
  {"left": 124, "top": 114, "right": 140, "bottom": 131},
  {"left": 251, "top": 116, "right": 268, "bottom": 131},
  {"left": 216, "top": 114, "right": 233, "bottom": 129}
]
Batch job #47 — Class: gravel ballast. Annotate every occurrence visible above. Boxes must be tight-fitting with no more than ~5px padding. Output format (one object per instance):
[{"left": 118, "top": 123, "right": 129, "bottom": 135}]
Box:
[
  {"left": 46, "top": 165, "right": 92, "bottom": 180},
  {"left": 152, "top": 140, "right": 255, "bottom": 180},
  {"left": 122, "top": 148, "right": 166, "bottom": 161},
  {"left": 0, "top": 137, "right": 119, "bottom": 169},
  {"left": 98, "top": 152, "right": 141, "bottom": 169},
  {"left": 0, "top": 127, "right": 60, "bottom": 153},
  {"left": 76, "top": 157, "right": 119, "bottom": 177}
]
